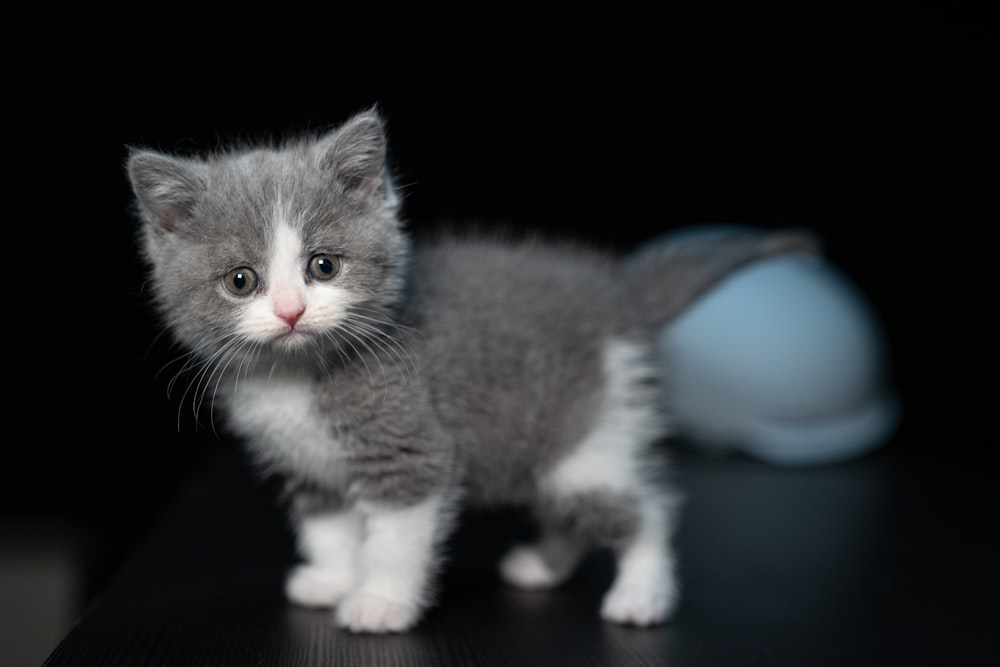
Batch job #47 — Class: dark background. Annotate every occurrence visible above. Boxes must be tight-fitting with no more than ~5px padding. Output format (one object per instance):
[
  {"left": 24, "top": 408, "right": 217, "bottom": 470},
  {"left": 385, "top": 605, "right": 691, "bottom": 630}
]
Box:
[{"left": 6, "top": 15, "right": 987, "bottom": 626}]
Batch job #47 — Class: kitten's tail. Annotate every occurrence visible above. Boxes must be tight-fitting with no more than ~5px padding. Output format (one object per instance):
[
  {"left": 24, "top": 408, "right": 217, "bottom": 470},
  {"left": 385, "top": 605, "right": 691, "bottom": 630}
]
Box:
[{"left": 623, "top": 225, "right": 821, "bottom": 331}]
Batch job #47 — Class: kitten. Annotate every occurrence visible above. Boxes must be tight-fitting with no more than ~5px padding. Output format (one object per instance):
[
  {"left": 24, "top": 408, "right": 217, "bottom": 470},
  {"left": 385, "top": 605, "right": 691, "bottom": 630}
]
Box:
[{"left": 127, "top": 108, "right": 815, "bottom": 633}]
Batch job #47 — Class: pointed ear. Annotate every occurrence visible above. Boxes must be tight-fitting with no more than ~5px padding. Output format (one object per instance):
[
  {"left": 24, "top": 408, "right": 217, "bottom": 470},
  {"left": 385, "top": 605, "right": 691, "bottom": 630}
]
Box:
[
  {"left": 127, "top": 150, "right": 206, "bottom": 233},
  {"left": 316, "top": 110, "right": 391, "bottom": 198}
]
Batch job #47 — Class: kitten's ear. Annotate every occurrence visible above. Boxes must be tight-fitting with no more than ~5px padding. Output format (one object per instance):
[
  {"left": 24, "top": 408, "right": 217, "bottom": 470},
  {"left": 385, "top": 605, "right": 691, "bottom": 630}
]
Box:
[
  {"left": 127, "top": 150, "right": 207, "bottom": 233},
  {"left": 316, "top": 111, "right": 392, "bottom": 200}
]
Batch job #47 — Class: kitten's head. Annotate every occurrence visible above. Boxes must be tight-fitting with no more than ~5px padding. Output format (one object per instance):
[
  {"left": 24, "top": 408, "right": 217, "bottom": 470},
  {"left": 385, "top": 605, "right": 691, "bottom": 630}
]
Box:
[{"left": 128, "top": 109, "right": 409, "bottom": 362}]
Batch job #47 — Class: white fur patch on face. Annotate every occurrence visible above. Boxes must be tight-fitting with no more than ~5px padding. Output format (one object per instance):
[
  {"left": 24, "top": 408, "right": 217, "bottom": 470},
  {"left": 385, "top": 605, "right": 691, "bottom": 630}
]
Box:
[
  {"left": 268, "top": 220, "right": 309, "bottom": 321},
  {"left": 235, "top": 218, "right": 354, "bottom": 345}
]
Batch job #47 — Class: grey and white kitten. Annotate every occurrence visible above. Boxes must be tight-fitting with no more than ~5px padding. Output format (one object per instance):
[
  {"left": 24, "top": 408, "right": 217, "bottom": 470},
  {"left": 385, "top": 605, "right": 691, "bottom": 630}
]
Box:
[{"left": 128, "top": 109, "right": 814, "bottom": 633}]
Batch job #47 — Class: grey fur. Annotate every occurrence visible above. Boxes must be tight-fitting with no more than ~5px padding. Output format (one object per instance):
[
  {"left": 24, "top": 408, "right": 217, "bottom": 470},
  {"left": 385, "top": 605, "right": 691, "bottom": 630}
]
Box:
[
  {"left": 127, "top": 108, "right": 817, "bottom": 632},
  {"left": 541, "top": 489, "right": 642, "bottom": 548}
]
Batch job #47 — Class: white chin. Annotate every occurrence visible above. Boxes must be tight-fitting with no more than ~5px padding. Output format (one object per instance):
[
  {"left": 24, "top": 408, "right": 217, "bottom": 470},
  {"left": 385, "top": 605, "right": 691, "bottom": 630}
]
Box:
[{"left": 272, "top": 330, "right": 314, "bottom": 350}]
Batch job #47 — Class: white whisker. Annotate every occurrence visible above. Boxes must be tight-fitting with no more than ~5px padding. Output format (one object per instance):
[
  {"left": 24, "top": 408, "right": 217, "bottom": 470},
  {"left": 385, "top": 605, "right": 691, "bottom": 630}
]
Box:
[
  {"left": 202, "top": 339, "right": 249, "bottom": 434},
  {"left": 162, "top": 330, "right": 235, "bottom": 398},
  {"left": 172, "top": 334, "right": 243, "bottom": 431},
  {"left": 349, "top": 307, "right": 423, "bottom": 337},
  {"left": 342, "top": 322, "right": 414, "bottom": 387},
  {"left": 323, "top": 328, "right": 375, "bottom": 393},
  {"left": 343, "top": 313, "right": 420, "bottom": 386},
  {"left": 335, "top": 324, "right": 390, "bottom": 401},
  {"left": 184, "top": 335, "right": 247, "bottom": 432}
]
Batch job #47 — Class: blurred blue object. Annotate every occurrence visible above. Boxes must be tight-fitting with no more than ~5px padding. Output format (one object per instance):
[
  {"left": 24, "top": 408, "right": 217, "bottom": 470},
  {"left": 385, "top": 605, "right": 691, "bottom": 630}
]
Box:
[{"left": 644, "top": 224, "right": 900, "bottom": 466}]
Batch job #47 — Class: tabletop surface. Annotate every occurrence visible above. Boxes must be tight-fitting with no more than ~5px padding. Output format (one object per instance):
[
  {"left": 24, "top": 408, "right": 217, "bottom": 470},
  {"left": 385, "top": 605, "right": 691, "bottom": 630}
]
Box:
[{"left": 44, "top": 436, "right": 998, "bottom": 667}]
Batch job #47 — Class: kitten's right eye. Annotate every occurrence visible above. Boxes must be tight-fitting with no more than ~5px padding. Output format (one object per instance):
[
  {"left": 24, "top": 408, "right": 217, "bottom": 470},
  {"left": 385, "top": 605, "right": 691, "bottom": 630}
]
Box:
[{"left": 223, "top": 267, "right": 259, "bottom": 296}]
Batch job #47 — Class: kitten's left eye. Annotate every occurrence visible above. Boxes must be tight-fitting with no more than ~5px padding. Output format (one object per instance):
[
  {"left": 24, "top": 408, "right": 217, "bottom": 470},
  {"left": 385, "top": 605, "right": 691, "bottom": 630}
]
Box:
[
  {"left": 307, "top": 254, "right": 342, "bottom": 281},
  {"left": 222, "top": 267, "right": 259, "bottom": 296}
]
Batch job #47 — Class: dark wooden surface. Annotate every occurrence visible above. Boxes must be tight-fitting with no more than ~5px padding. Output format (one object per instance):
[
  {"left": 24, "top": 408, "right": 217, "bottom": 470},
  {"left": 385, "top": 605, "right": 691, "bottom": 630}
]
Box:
[{"left": 43, "top": 436, "right": 998, "bottom": 666}]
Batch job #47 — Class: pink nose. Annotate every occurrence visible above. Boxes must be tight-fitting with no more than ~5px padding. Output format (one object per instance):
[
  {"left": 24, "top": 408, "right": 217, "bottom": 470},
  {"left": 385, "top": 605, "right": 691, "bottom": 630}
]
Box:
[{"left": 277, "top": 306, "right": 305, "bottom": 328}]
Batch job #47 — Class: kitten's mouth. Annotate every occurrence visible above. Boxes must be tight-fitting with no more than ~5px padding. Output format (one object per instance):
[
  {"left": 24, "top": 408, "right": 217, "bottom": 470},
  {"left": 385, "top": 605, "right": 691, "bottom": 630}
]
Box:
[{"left": 273, "top": 326, "right": 313, "bottom": 347}]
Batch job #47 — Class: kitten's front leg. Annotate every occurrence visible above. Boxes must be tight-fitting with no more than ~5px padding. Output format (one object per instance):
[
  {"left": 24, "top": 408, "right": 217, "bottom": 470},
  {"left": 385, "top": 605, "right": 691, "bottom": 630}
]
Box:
[
  {"left": 335, "top": 493, "right": 450, "bottom": 633},
  {"left": 286, "top": 508, "right": 363, "bottom": 608}
]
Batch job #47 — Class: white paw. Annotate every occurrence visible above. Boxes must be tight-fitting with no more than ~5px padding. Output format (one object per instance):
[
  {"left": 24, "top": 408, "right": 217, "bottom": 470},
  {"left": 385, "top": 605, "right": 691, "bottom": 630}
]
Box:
[
  {"left": 335, "top": 593, "right": 420, "bottom": 633},
  {"left": 600, "top": 584, "right": 677, "bottom": 627},
  {"left": 499, "top": 546, "right": 561, "bottom": 589},
  {"left": 285, "top": 565, "right": 352, "bottom": 608}
]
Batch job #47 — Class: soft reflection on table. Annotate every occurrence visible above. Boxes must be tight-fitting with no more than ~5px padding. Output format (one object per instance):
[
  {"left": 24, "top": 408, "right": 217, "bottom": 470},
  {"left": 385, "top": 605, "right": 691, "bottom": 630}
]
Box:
[{"left": 44, "top": 439, "right": 997, "bottom": 666}]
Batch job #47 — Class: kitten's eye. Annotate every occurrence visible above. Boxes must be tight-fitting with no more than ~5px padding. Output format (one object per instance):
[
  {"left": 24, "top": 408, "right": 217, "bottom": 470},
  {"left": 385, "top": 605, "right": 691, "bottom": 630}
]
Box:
[
  {"left": 222, "top": 267, "right": 259, "bottom": 296},
  {"left": 307, "top": 254, "right": 342, "bottom": 281}
]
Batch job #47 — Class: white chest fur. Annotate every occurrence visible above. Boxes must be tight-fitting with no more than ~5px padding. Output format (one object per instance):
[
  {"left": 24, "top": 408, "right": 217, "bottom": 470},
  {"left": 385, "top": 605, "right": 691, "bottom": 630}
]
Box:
[{"left": 228, "top": 370, "right": 345, "bottom": 483}]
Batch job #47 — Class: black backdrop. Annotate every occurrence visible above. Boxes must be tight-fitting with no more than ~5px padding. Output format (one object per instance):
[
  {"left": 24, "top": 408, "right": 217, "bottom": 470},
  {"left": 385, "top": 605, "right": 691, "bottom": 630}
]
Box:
[{"left": 8, "top": 17, "right": 984, "bottom": 604}]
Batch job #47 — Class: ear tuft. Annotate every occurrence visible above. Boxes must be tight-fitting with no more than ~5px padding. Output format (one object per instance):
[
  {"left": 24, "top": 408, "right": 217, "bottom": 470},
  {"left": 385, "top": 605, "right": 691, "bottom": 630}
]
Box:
[
  {"left": 127, "top": 151, "right": 206, "bottom": 233},
  {"left": 317, "top": 110, "right": 389, "bottom": 196}
]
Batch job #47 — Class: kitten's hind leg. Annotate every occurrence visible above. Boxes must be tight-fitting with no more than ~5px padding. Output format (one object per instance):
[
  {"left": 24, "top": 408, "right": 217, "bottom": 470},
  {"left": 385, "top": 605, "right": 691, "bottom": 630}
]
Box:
[
  {"left": 499, "top": 527, "right": 588, "bottom": 590},
  {"left": 599, "top": 490, "right": 680, "bottom": 627},
  {"left": 531, "top": 487, "right": 679, "bottom": 626},
  {"left": 535, "top": 486, "right": 680, "bottom": 626},
  {"left": 535, "top": 337, "right": 680, "bottom": 625},
  {"left": 286, "top": 507, "right": 363, "bottom": 609}
]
